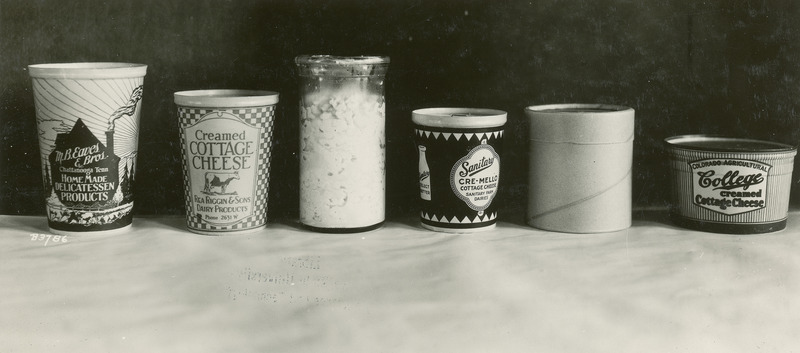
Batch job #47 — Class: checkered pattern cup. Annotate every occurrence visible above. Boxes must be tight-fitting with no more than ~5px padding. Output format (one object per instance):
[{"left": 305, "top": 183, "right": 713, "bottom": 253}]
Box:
[{"left": 174, "top": 90, "right": 279, "bottom": 235}]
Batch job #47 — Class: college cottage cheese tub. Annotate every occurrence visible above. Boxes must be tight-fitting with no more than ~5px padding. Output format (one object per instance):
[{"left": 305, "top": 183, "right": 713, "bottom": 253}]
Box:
[
  {"left": 665, "top": 135, "right": 797, "bottom": 234},
  {"left": 295, "top": 55, "right": 389, "bottom": 232}
]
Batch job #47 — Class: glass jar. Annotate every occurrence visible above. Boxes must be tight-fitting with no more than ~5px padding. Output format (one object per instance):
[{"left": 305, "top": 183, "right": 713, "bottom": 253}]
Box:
[{"left": 295, "top": 55, "right": 390, "bottom": 232}]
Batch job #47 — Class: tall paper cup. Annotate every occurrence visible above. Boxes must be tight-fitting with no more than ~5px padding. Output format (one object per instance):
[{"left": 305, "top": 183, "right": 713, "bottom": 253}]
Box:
[
  {"left": 29, "top": 62, "right": 147, "bottom": 236},
  {"left": 525, "top": 104, "right": 634, "bottom": 233},
  {"left": 175, "top": 90, "right": 279, "bottom": 235}
]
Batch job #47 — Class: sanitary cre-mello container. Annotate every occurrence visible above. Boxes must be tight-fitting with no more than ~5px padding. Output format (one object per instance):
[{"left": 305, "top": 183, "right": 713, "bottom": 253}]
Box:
[
  {"left": 665, "top": 135, "right": 797, "bottom": 234},
  {"left": 413, "top": 108, "right": 506, "bottom": 233}
]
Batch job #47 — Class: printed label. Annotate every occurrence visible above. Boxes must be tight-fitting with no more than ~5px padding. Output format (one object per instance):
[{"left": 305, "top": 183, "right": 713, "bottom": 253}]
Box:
[
  {"left": 418, "top": 145, "right": 431, "bottom": 200},
  {"left": 186, "top": 112, "right": 260, "bottom": 227},
  {"left": 49, "top": 120, "right": 120, "bottom": 206},
  {"left": 34, "top": 81, "right": 143, "bottom": 231},
  {"left": 690, "top": 158, "right": 770, "bottom": 215},
  {"left": 450, "top": 140, "right": 500, "bottom": 212}
]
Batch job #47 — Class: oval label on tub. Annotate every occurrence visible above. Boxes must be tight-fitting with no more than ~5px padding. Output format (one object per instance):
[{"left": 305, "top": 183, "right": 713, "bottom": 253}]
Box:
[
  {"left": 450, "top": 140, "right": 500, "bottom": 212},
  {"left": 690, "top": 158, "right": 770, "bottom": 215}
]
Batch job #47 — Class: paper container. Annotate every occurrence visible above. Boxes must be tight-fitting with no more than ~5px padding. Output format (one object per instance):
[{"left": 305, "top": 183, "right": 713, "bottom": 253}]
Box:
[
  {"left": 174, "top": 90, "right": 279, "bottom": 235},
  {"left": 29, "top": 62, "right": 147, "bottom": 236},
  {"left": 295, "top": 55, "right": 389, "bottom": 233},
  {"left": 525, "top": 104, "right": 634, "bottom": 233},
  {"left": 665, "top": 135, "right": 796, "bottom": 234},
  {"left": 413, "top": 108, "right": 506, "bottom": 233}
]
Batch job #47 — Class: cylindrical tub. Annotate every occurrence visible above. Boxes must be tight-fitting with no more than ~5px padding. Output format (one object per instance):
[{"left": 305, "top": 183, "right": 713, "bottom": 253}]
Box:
[
  {"left": 665, "top": 135, "right": 797, "bottom": 234},
  {"left": 525, "top": 104, "right": 634, "bottom": 233},
  {"left": 413, "top": 108, "right": 506, "bottom": 233}
]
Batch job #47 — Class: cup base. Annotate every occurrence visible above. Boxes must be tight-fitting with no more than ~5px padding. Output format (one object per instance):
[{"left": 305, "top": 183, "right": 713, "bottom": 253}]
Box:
[
  {"left": 49, "top": 224, "right": 132, "bottom": 236},
  {"left": 301, "top": 222, "right": 384, "bottom": 233},
  {"left": 420, "top": 222, "right": 496, "bottom": 234},
  {"left": 187, "top": 225, "right": 266, "bottom": 236},
  {"left": 526, "top": 221, "right": 631, "bottom": 234},
  {"left": 670, "top": 215, "right": 787, "bottom": 234}
]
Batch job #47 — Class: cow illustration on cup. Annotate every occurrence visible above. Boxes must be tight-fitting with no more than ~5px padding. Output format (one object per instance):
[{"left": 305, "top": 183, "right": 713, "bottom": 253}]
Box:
[{"left": 203, "top": 171, "right": 240, "bottom": 195}]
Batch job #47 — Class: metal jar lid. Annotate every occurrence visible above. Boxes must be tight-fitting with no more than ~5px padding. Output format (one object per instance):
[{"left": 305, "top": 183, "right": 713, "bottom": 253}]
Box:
[{"left": 295, "top": 55, "right": 390, "bottom": 77}]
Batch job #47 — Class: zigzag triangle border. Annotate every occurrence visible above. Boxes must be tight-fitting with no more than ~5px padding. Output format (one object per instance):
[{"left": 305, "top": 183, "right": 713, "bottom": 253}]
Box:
[
  {"left": 420, "top": 211, "right": 498, "bottom": 224},
  {"left": 415, "top": 128, "right": 504, "bottom": 142}
]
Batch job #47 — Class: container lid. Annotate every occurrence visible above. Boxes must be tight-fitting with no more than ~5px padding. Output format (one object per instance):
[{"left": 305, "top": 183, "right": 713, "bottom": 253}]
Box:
[
  {"left": 174, "top": 89, "right": 279, "bottom": 107},
  {"left": 28, "top": 62, "right": 147, "bottom": 79},
  {"left": 664, "top": 135, "right": 797, "bottom": 153},
  {"left": 295, "top": 55, "right": 390, "bottom": 77},
  {"left": 412, "top": 108, "right": 507, "bottom": 129},
  {"left": 525, "top": 103, "right": 634, "bottom": 144}
]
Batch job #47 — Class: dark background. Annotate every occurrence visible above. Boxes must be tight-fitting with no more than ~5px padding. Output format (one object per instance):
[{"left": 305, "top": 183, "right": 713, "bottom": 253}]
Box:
[{"left": 2, "top": 0, "right": 799, "bottom": 220}]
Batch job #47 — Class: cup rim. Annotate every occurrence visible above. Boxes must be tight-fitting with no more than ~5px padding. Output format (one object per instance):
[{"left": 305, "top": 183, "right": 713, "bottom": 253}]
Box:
[
  {"left": 525, "top": 103, "right": 634, "bottom": 144},
  {"left": 524, "top": 103, "right": 633, "bottom": 114},
  {"left": 664, "top": 134, "right": 797, "bottom": 153},
  {"left": 174, "top": 89, "right": 280, "bottom": 107},
  {"left": 412, "top": 107, "right": 507, "bottom": 129},
  {"left": 28, "top": 62, "right": 147, "bottom": 79}
]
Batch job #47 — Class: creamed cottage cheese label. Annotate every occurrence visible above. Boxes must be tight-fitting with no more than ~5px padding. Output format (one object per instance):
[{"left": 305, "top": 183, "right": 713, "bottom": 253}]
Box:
[
  {"left": 450, "top": 140, "right": 500, "bottom": 212},
  {"left": 179, "top": 106, "right": 275, "bottom": 234},
  {"left": 690, "top": 159, "right": 769, "bottom": 215}
]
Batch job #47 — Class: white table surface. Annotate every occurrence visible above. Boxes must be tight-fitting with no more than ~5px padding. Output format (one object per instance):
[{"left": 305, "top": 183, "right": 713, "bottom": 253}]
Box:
[{"left": 2, "top": 211, "right": 799, "bottom": 352}]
